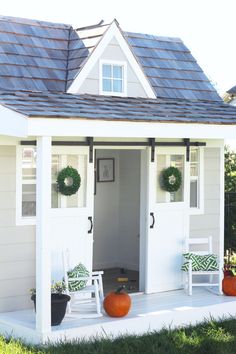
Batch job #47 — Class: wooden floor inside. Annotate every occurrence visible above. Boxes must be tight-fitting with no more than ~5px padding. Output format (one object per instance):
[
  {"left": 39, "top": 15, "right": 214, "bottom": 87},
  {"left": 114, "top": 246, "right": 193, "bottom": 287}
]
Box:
[
  {"left": 103, "top": 268, "right": 139, "bottom": 294},
  {"left": 0, "top": 288, "right": 236, "bottom": 344}
]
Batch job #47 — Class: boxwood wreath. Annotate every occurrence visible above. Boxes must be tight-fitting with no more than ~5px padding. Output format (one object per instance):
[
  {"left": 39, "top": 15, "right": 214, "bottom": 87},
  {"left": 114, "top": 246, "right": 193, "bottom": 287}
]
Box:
[
  {"left": 161, "top": 166, "right": 182, "bottom": 193},
  {"left": 57, "top": 166, "right": 81, "bottom": 196}
]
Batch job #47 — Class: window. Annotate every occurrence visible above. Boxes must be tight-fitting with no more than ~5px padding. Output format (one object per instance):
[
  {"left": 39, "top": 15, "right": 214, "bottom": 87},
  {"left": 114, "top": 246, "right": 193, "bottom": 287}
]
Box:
[
  {"left": 156, "top": 153, "right": 184, "bottom": 203},
  {"left": 21, "top": 147, "right": 36, "bottom": 218},
  {"left": 100, "top": 61, "right": 127, "bottom": 95},
  {"left": 17, "top": 147, "right": 87, "bottom": 224},
  {"left": 51, "top": 153, "right": 87, "bottom": 209},
  {"left": 190, "top": 148, "right": 204, "bottom": 212}
]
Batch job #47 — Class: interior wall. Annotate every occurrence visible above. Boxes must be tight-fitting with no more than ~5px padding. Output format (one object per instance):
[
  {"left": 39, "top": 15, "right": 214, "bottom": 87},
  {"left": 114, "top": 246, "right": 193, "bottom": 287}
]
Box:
[
  {"left": 118, "top": 151, "right": 140, "bottom": 270},
  {"left": 93, "top": 149, "right": 140, "bottom": 271},
  {"left": 93, "top": 150, "right": 120, "bottom": 269}
]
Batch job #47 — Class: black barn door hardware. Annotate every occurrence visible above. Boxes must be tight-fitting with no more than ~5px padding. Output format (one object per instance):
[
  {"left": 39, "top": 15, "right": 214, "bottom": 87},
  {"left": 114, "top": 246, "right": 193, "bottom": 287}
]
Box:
[
  {"left": 88, "top": 216, "right": 93, "bottom": 234},
  {"left": 150, "top": 212, "right": 155, "bottom": 229}
]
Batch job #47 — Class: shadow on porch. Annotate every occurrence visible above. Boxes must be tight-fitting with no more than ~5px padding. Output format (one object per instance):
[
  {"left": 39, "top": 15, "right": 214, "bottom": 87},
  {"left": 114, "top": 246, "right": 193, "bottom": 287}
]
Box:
[{"left": 0, "top": 288, "right": 235, "bottom": 344}]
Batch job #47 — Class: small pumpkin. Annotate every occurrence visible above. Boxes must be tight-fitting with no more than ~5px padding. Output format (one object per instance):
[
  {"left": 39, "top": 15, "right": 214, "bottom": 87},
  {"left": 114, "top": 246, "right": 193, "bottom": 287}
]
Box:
[
  {"left": 103, "top": 286, "right": 131, "bottom": 317},
  {"left": 222, "top": 276, "right": 236, "bottom": 296}
]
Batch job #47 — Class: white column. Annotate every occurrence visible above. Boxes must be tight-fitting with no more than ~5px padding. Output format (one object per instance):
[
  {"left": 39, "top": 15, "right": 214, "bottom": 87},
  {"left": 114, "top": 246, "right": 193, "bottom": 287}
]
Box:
[
  {"left": 219, "top": 141, "right": 225, "bottom": 294},
  {"left": 36, "top": 136, "right": 52, "bottom": 333}
]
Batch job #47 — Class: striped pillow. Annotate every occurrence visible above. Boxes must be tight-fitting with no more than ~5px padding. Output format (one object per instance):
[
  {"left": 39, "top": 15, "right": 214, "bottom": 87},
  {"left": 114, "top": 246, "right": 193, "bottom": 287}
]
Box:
[
  {"left": 181, "top": 253, "right": 219, "bottom": 271},
  {"left": 67, "top": 263, "right": 89, "bottom": 292}
]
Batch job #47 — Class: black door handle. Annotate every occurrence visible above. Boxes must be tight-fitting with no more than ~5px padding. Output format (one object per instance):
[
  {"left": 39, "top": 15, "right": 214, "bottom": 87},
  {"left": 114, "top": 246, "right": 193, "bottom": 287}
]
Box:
[
  {"left": 88, "top": 216, "right": 93, "bottom": 234},
  {"left": 150, "top": 212, "right": 155, "bottom": 229}
]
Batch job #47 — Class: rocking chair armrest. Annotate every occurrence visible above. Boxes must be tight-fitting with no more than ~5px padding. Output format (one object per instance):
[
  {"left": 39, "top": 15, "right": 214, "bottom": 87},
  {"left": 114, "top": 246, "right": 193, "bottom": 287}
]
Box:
[{"left": 68, "top": 275, "right": 100, "bottom": 282}]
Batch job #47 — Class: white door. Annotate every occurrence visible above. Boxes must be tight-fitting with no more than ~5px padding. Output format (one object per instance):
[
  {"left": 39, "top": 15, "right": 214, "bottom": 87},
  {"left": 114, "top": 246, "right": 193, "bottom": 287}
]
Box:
[
  {"left": 49, "top": 146, "right": 94, "bottom": 280},
  {"left": 145, "top": 147, "right": 189, "bottom": 293}
]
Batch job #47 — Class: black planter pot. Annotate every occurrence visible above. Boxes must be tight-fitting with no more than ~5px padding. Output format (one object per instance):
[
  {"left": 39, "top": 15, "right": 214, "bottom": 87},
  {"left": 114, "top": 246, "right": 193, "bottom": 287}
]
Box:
[{"left": 31, "top": 294, "right": 71, "bottom": 326}]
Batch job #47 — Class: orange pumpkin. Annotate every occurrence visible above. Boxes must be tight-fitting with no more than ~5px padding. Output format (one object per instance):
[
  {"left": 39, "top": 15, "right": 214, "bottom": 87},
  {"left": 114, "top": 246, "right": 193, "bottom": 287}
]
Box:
[
  {"left": 222, "top": 276, "right": 236, "bottom": 296},
  {"left": 103, "top": 286, "right": 131, "bottom": 317}
]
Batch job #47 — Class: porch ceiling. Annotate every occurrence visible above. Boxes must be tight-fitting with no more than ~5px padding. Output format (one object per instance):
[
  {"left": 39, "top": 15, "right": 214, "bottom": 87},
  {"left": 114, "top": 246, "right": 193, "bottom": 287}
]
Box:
[{"left": 1, "top": 91, "right": 236, "bottom": 124}]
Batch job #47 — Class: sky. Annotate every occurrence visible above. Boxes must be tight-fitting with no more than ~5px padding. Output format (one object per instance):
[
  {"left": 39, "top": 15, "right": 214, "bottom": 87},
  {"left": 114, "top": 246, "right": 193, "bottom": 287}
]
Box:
[{"left": 0, "top": 0, "right": 235, "bottom": 95}]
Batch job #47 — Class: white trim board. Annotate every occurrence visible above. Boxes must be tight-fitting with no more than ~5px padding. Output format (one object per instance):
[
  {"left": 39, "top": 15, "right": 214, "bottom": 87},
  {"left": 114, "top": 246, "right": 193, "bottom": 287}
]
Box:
[
  {"left": 67, "top": 21, "right": 156, "bottom": 98},
  {"left": 28, "top": 117, "right": 236, "bottom": 139}
]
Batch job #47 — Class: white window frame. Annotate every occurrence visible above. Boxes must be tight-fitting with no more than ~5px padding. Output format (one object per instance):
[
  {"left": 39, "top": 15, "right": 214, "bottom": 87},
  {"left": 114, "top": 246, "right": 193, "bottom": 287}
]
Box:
[
  {"left": 16, "top": 145, "right": 36, "bottom": 225},
  {"left": 16, "top": 145, "right": 89, "bottom": 225},
  {"left": 189, "top": 147, "right": 204, "bottom": 215},
  {"left": 99, "top": 59, "right": 127, "bottom": 96}
]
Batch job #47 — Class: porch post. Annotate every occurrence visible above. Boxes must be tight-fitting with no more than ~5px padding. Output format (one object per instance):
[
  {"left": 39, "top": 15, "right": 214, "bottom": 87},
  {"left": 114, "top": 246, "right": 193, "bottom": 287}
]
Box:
[
  {"left": 36, "top": 136, "right": 52, "bottom": 333},
  {"left": 219, "top": 142, "right": 225, "bottom": 293}
]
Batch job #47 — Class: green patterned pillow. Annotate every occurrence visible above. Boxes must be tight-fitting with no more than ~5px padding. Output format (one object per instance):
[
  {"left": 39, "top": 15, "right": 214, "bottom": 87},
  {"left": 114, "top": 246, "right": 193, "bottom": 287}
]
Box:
[
  {"left": 67, "top": 263, "right": 89, "bottom": 292},
  {"left": 181, "top": 253, "right": 219, "bottom": 271}
]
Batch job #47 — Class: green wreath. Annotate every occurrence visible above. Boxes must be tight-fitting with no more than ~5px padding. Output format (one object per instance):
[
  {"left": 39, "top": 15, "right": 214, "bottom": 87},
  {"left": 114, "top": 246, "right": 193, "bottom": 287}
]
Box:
[
  {"left": 57, "top": 166, "right": 81, "bottom": 196},
  {"left": 161, "top": 166, "right": 182, "bottom": 193}
]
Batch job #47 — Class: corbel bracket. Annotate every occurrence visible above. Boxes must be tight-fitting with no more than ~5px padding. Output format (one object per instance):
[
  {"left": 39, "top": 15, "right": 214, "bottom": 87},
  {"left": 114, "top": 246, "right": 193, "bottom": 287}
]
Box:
[
  {"left": 87, "top": 137, "right": 94, "bottom": 163},
  {"left": 149, "top": 138, "right": 155, "bottom": 162},
  {"left": 184, "top": 138, "right": 190, "bottom": 162}
]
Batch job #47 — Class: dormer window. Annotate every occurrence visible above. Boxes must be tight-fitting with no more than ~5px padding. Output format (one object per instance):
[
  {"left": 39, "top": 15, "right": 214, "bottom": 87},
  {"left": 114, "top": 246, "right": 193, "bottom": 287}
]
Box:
[{"left": 100, "top": 60, "right": 127, "bottom": 96}]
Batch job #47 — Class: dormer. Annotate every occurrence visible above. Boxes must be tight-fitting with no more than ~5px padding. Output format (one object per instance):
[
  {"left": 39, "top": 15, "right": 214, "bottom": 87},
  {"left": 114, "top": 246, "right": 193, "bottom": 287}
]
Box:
[{"left": 67, "top": 20, "right": 155, "bottom": 98}]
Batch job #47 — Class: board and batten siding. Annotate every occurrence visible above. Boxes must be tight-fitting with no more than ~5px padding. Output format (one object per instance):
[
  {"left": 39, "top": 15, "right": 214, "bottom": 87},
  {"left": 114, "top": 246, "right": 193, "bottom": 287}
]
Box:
[
  {"left": 78, "top": 37, "right": 148, "bottom": 98},
  {"left": 0, "top": 146, "right": 35, "bottom": 312},
  {"left": 190, "top": 147, "right": 221, "bottom": 254}
]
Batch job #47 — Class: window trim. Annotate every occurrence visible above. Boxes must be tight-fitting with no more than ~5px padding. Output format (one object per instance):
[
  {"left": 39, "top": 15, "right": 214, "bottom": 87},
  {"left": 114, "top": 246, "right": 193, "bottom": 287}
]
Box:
[
  {"left": 16, "top": 145, "right": 89, "bottom": 225},
  {"left": 99, "top": 59, "right": 127, "bottom": 96},
  {"left": 189, "top": 147, "right": 204, "bottom": 215},
  {"left": 16, "top": 145, "right": 36, "bottom": 225}
]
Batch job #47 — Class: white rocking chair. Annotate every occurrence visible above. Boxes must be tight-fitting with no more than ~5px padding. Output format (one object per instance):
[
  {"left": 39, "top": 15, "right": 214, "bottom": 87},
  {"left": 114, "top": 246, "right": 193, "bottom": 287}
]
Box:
[
  {"left": 62, "top": 249, "right": 104, "bottom": 318},
  {"left": 183, "top": 236, "right": 222, "bottom": 296}
]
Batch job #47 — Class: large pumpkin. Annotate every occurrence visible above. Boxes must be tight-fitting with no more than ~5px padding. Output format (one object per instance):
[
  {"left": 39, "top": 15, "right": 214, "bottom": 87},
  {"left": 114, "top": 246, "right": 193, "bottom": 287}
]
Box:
[
  {"left": 222, "top": 276, "right": 236, "bottom": 296},
  {"left": 103, "top": 286, "right": 131, "bottom": 317}
]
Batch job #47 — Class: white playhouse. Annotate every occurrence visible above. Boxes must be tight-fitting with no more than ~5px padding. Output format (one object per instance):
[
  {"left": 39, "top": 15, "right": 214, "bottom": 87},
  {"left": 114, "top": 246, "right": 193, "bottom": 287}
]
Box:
[{"left": 0, "top": 15, "right": 235, "bottom": 343}]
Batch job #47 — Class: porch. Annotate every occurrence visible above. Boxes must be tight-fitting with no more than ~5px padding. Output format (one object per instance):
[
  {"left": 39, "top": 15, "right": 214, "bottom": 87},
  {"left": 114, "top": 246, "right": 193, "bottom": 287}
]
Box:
[{"left": 0, "top": 288, "right": 235, "bottom": 344}]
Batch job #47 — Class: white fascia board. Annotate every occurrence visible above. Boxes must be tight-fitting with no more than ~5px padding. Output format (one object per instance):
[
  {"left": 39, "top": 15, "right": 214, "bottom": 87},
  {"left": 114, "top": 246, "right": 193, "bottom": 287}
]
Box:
[
  {"left": 67, "top": 21, "right": 156, "bottom": 98},
  {"left": 28, "top": 117, "right": 236, "bottom": 140},
  {"left": 0, "top": 105, "right": 28, "bottom": 137}
]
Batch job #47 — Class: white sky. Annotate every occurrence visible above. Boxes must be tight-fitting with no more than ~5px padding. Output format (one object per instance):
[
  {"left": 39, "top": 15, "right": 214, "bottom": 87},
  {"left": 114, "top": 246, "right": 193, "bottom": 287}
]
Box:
[{"left": 0, "top": 0, "right": 235, "bottom": 95}]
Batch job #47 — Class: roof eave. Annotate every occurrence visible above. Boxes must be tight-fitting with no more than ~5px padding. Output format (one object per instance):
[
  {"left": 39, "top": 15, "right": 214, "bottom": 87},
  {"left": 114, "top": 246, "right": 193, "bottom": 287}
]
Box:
[
  {"left": 0, "top": 104, "right": 27, "bottom": 137},
  {"left": 25, "top": 114, "right": 234, "bottom": 140}
]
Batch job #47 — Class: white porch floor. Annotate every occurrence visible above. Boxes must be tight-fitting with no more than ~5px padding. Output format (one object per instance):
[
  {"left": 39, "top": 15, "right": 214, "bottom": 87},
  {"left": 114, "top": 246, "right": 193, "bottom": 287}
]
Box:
[{"left": 0, "top": 288, "right": 236, "bottom": 344}]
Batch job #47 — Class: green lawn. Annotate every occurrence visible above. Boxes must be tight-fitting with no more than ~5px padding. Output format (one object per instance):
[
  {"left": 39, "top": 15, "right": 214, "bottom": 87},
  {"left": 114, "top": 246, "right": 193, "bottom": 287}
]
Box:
[{"left": 1, "top": 318, "right": 236, "bottom": 354}]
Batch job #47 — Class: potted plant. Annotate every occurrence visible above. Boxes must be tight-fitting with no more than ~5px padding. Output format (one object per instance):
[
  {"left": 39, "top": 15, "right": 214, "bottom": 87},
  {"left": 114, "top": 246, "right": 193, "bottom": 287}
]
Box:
[
  {"left": 30, "top": 281, "right": 70, "bottom": 326},
  {"left": 223, "top": 249, "right": 236, "bottom": 296}
]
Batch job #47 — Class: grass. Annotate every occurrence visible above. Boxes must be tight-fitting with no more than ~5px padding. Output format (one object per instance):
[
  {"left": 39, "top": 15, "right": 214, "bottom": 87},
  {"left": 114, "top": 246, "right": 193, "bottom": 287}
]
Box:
[{"left": 1, "top": 318, "right": 236, "bottom": 354}]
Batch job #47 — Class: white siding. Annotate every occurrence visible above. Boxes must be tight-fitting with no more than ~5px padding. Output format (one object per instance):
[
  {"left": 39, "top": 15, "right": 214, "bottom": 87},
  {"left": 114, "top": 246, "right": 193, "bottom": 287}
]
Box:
[
  {"left": 0, "top": 146, "right": 35, "bottom": 312},
  {"left": 190, "top": 147, "right": 221, "bottom": 255},
  {"left": 79, "top": 37, "right": 148, "bottom": 98}
]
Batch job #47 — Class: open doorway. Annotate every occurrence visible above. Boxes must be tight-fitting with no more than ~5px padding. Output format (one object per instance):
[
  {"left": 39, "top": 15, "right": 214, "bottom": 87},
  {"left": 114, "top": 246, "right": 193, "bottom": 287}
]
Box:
[{"left": 93, "top": 149, "right": 141, "bottom": 295}]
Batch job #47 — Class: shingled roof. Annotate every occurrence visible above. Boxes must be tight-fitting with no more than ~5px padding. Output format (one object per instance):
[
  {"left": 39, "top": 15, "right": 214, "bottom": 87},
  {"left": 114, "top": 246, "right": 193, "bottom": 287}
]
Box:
[
  {"left": 67, "top": 23, "right": 109, "bottom": 89},
  {"left": 0, "top": 15, "right": 221, "bottom": 102},
  {"left": 125, "top": 32, "right": 221, "bottom": 101},
  {"left": 0, "top": 91, "right": 235, "bottom": 124},
  {"left": 227, "top": 86, "right": 236, "bottom": 95},
  {"left": 0, "top": 15, "right": 72, "bottom": 91}
]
